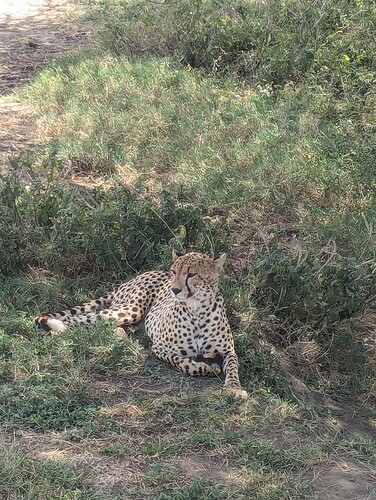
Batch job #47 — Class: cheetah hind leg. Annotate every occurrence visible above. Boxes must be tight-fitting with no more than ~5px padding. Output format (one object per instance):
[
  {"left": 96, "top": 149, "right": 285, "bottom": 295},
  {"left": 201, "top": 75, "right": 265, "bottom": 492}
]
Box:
[{"left": 113, "top": 319, "right": 145, "bottom": 340}]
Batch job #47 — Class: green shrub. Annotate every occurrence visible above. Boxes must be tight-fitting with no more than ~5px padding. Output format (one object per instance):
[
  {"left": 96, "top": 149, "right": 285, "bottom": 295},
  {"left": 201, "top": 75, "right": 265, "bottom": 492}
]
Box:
[
  {"left": 0, "top": 165, "right": 228, "bottom": 277},
  {"left": 254, "top": 247, "right": 372, "bottom": 326},
  {"left": 99, "top": 0, "right": 376, "bottom": 94},
  {"left": 251, "top": 246, "right": 374, "bottom": 386}
]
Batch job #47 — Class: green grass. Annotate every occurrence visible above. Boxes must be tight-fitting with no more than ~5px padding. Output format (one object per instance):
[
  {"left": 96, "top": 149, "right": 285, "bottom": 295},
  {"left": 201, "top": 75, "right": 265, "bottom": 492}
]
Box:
[
  {"left": 0, "top": 441, "right": 95, "bottom": 499},
  {"left": 0, "top": 326, "right": 374, "bottom": 498},
  {"left": 1, "top": 0, "right": 376, "bottom": 498},
  {"left": 157, "top": 479, "right": 229, "bottom": 500},
  {"left": 25, "top": 53, "right": 375, "bottom": 257},
  {"left": 0, "top": 314, "right": 144, "bottom": 432}
]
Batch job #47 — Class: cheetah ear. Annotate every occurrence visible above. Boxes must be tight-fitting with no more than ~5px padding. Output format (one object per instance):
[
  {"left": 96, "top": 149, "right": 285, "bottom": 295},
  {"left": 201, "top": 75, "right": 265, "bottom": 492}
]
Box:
[
  {"left": 172, "top": 249, "right": 184, "bottom": 262},
  {"left": 213, "top": 253, "right": 226, "bottom": 269}
]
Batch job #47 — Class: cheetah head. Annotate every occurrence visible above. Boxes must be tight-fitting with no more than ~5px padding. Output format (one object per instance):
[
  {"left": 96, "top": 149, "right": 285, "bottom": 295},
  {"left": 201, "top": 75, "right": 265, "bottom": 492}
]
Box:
[{"left": 170, "top": 251, "right": 226, "bottom": 302}]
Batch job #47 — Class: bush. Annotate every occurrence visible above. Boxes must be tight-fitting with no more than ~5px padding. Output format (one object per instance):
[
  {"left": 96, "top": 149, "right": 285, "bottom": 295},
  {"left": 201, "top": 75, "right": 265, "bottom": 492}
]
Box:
[
  {"left": 0, "top": 164, "right": 228, "bottom": 277},
  {"left": 100, "top": 0, "right": 376, "bottom": 94},
  {"left": 254, "top": 247, "right": 372, "bottom": 327},
  {"left": 251, "top": 246, "right": 374, "bottom": 387}
]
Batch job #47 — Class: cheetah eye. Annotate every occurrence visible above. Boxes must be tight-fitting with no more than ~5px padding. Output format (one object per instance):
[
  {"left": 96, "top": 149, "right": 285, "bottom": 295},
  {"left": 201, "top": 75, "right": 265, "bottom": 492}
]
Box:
[{"left": 187, "top": 273, "right": 197, "bottom": 279}]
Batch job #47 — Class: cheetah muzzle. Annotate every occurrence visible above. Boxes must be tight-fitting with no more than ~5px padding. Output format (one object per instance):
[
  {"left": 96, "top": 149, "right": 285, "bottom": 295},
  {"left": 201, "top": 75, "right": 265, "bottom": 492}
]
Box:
[{"left": 35, "top": 251, "right": 248, "bottom": 399}]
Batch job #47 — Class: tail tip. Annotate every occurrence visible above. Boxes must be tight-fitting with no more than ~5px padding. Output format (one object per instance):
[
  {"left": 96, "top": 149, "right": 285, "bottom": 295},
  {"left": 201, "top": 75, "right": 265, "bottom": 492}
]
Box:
[{"left": 35, "top": 316, "right": 67, "bottom": 333}]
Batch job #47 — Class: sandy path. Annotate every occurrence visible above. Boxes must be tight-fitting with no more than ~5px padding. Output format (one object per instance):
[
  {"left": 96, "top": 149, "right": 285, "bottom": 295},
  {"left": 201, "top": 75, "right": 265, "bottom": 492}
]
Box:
[{"left": 0, "top": 0, "right": 94, "bottom": 171}]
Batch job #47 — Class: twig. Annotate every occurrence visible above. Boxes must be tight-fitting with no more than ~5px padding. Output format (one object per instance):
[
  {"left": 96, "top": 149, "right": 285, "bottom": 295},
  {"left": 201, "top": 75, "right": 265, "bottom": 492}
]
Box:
[
  {"left": 359, "top": 212, "right": 374, "bottom": 259},
  {"left": 315, "top": 240, "right": 337, "bottom": 275}
]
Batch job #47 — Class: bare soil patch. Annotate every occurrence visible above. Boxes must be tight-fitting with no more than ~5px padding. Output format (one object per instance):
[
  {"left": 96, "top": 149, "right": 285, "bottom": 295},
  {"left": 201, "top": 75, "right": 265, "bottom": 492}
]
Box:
[
  {"left": 90, "top": 369, "right": 223, "bottom": 404},
  {"left": 307, "top": 462, "right": 376, "bottom": 500}
]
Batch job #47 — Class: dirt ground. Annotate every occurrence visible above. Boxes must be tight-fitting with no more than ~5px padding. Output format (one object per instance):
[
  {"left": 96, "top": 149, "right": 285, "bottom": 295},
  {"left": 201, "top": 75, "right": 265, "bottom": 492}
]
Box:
[
  {"left": 0, "top": 1, "right": 375, "bottom": 498},
  {"left": 0, "top": 0, "right": 94, "bottom": 171}
]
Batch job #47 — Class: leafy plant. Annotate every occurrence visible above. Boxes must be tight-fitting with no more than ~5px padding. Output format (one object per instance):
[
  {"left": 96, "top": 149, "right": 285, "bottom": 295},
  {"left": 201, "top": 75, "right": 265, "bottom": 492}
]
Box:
[
  {"left": 251, "top": 246, "right": 374, "bottom": 385},
  {"left": 100, "top": 0, "right": 376, "bottom": 95},
  {"left": 254, "top": 247, "right": 371, "bottom": 327},
  {"left": 0, "top": 167, "right": 228, "bottom": 277}
]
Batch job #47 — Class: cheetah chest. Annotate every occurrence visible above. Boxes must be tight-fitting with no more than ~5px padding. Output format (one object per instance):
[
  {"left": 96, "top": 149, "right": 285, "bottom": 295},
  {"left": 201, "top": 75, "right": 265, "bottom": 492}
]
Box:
[{"left": 145, "top": 294, "right": 225, "bottom": 357}]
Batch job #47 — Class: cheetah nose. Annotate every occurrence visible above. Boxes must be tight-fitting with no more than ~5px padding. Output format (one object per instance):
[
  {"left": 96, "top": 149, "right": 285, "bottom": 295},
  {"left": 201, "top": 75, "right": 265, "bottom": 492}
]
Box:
[{"left": 171, "top": 287, "right": 182, "bottom": 295}]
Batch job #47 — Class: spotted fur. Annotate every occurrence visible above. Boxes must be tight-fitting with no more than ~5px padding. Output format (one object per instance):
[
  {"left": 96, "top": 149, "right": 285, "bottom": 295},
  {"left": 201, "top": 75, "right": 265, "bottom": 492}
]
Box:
[{"left": 35, "top": 251, "right": 248, "bottom": 398}]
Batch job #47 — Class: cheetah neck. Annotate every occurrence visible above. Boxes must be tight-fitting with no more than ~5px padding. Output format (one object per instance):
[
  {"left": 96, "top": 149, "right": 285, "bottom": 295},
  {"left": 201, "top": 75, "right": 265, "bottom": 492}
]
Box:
[{"left": 185, "top": 295, "right": 214, "bottom": 315}]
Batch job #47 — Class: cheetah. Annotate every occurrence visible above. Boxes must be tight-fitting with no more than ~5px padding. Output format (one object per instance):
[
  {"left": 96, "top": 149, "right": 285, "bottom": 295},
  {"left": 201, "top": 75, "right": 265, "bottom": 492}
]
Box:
[{"left": 35, "top": 251, "right": 248, "bottom": 399}]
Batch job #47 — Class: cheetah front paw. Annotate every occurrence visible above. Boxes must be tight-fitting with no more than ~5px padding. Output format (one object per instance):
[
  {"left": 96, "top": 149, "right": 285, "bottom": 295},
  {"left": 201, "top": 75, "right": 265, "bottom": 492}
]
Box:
[{"left": 225, "top": 386, "right": 249, "bottom": 399}]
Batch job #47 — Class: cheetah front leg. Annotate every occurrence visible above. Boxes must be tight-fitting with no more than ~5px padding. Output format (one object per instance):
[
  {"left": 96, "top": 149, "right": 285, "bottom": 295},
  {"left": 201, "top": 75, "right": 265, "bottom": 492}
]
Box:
[
  {"left": 152, "top": 346, "right": 221, "bottom": 377},
  {"left": 222, "top": 351, "right": 248, "bottom": 399}
]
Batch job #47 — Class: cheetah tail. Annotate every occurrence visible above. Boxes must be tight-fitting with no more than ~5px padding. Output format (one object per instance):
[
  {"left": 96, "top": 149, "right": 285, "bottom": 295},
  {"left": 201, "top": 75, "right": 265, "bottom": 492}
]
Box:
[{"left": 35, "top": 293, "right": 114, "bottom": 333}]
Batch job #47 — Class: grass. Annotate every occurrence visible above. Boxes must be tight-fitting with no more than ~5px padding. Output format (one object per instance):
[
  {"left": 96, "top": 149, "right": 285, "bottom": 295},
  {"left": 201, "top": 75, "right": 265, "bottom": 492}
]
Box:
[
  {"left": 1, "top": 0, "right": 376, "bottom": 498},
  {"left": 0, "top": 440, "right": 94, "bottom": 499},
  {"left": 24, "top": 53, "right": 375, "bottom": 256},
  {"left": 0, "top": 335, "right": 375, "bottom": 498},
  {"left": 14, "top": 48, "right": 376, "bottom": 395},
  {"left": 1, "top": 299, "right": 374, "bottom": 497}
]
